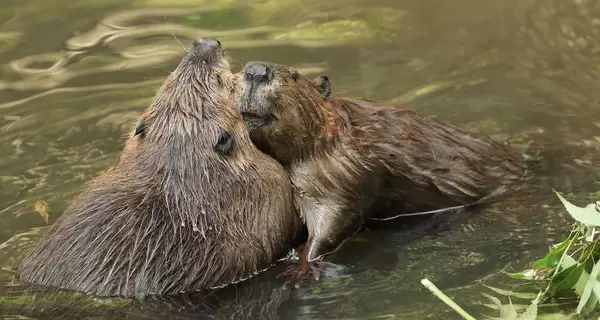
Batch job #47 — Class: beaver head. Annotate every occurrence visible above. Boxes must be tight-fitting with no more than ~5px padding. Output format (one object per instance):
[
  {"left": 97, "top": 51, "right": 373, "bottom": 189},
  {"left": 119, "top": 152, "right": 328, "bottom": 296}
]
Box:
[
  {"left": 235, "top": 61, "right": 335, "bottom": 166},
  {"left": 17, "top": 39, "right": 302, "bottom": 298},
  {"left": 127, "top": 38, "right": 240, "bottom": 158}
]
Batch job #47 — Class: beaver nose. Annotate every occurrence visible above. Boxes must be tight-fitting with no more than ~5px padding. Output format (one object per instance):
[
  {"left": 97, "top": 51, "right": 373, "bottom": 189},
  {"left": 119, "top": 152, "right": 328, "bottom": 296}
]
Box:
[
  {"left": 245, "top": 63, "right": 270, "bottom": 83},
  {"left": 191, "top": 38, "right": 221, "bottom": 55}
]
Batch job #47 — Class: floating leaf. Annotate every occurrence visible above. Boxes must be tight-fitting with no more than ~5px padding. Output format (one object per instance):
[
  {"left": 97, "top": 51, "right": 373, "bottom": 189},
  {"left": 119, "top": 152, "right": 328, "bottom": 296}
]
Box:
[
  {"left": 482, "top": 284, "right": 538, "bottom": 300},
  {"left": 34, "top": 200, "right": 49, "bottom": 224},
  {"left": 517, "top": 302, "right": 538, "bottom": 320},
  {"left": 517, "top": 292, "right": 541, "bottom": 320},
  {"left": 488, "top": 294, "right": 518, "bottom": 319},
  {"left": 555, "top": 191, "right": 600, "bottom": 226},
  {"left": 483, "top": 292, "right": 504, "bottom": 310}
]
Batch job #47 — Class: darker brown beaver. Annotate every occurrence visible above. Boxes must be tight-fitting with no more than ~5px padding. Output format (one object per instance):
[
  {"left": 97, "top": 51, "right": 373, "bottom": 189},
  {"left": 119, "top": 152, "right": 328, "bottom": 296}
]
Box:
[
  {"left": 235, "top": 61, "right": 525, "bottom": 287},
  {"left": 16, "top": 39, "right": 304, "bottom": 298}
]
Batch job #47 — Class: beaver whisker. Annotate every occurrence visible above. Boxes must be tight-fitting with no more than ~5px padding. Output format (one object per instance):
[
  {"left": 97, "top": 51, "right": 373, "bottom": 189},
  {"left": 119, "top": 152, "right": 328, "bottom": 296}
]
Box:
[{"left": 163, "top": 17, "right": 189, "bottom": 53}]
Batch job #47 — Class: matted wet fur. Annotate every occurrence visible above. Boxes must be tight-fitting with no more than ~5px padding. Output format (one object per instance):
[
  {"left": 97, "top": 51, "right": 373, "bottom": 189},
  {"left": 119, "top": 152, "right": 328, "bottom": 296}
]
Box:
[
  {"left": 235, "top": 61, "right": 525, "bottom": 286},
  {"left": 16, "top": 39, "right": 304, "bottom": 298}
]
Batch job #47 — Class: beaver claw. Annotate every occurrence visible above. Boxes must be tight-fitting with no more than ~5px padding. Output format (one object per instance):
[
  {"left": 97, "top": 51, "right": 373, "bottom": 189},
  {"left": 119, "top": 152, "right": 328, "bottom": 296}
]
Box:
[{"left": 278, "top": 261, "right": 323, "bottom": 289}]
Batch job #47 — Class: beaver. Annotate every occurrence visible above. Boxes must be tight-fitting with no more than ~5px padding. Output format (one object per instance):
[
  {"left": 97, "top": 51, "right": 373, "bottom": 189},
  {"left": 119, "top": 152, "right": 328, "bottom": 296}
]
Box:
[
  {"left": 235, "top": 62, "right": 525, "bottom": 287},
  {"left": 16, "top": 39, "right": 305, "bottom": 298}
]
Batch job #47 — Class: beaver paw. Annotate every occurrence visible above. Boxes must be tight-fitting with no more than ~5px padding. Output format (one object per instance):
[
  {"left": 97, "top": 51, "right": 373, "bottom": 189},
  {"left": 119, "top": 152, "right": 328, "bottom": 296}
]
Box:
[{"left": 279, "top": 262, "right": 323, "bottom": 289}]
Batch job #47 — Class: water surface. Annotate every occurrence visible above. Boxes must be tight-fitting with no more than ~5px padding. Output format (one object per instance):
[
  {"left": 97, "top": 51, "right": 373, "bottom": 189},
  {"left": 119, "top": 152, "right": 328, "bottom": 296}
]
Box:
[{"left": 2, "top": 0, "right": 600, "bottom": 319}]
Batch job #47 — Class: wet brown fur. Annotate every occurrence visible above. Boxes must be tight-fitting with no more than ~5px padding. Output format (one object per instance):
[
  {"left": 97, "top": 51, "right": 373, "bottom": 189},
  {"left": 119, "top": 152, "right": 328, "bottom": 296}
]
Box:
[
  {"left": 16, "top": 42, "right": 304, "bottom": 298},
  {"left": 235, "top": 61, "right": 525, "bottom": 267}
]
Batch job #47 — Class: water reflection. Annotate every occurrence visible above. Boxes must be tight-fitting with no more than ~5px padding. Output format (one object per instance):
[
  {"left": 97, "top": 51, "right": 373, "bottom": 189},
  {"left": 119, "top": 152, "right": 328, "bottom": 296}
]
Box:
[{"left": 1, "top": 0, "right": 600, "bottom": 319}]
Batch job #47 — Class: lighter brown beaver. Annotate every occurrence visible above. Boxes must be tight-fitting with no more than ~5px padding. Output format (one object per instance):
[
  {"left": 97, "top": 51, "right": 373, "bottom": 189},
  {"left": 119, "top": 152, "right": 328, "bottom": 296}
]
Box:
[
  {"left": 16, "top": 39, "right": 304, "bottom": 298},
  {"left": 235, "top": 61, "right": 525, "bottom": 287}
]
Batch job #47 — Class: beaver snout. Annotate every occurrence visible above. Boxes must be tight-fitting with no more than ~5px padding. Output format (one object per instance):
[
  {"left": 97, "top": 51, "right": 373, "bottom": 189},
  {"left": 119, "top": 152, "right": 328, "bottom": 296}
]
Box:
[
  {"left": 191, "top": 37, "right": 221, "bottom": 56},
  {"left": 245, "top": 63, "right": 271, "bottom": 83}
]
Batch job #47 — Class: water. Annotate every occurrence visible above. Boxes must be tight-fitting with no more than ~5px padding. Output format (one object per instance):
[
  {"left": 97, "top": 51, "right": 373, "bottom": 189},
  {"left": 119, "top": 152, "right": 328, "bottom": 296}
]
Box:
[{"left": 1, "top": 0, "right": 600, "bottom": 318}]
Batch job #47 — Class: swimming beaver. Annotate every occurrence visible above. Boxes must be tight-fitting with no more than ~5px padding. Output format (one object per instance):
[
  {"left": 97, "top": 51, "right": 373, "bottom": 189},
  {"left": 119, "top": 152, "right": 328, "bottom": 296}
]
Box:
[
  {"left": 16, "top": 39, "right": 304, "bottom": 298},
  {"left": 235, "top": 62, "right": 525, "bottom": 287}
]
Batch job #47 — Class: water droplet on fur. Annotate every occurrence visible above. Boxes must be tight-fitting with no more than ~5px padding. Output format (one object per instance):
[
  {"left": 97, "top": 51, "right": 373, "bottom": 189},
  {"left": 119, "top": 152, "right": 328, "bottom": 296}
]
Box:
[
  {"left": 208, "top": 226, "right": 213, "bottom": 230},
  {"left": 181, "top": 221, "right": 185, "bottom": 227}
]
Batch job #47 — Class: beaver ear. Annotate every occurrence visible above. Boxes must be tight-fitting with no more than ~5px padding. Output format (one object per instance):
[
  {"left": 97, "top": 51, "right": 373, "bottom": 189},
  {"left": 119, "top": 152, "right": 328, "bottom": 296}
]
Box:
[
  {"left": 313, "top": 76, "right": 331, "bottom": 99},
  {"left": 290, "top": 70, "right": 299, "bottom": 81},
  {"left": 134, "top": 120, "right": 146, "bottom": 137},
  {"left": 213, "top": 131, "right": 234, "bottom": 154}
]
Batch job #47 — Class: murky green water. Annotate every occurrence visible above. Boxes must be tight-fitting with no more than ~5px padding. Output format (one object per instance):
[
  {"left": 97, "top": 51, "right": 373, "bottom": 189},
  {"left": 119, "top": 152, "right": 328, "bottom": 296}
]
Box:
[{"left": 2, "top": 0, "right": 600, "bottom": 319}]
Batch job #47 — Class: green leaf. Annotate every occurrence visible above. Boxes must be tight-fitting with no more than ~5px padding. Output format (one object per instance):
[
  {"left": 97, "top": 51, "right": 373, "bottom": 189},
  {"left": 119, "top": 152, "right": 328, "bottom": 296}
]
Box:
[
  {"left": 560, "top": 255, "right": 579, "bottom": 269},
  {"left": 577, "top": 260, "right": 600, "bottom": 314},
  {"left": 533, "top": 239, "right": 571, "bottom": 270},
  {"left": 504, "top": 297, "right": 519, "bottom": 320},
  {"left": 517, "top": 300, "right": 538, "bottom": 320},
  {"left": 483, "top": 293, "right": 518, "bottom": 319},
  {"left": 483, "top": 292, "right": 504, "bottom": 310},
  {"left": 555, "top": 191, "right": 600, "bottom": 226},
  {"left": 548, "top": 263, "right": 585, "bottom": 295},
  {"left": 483, "top": 284, "right": 538, "bottom": 300},
  {"left": 573, "top": 266, "right": 591, "bottom": 297},
  {"left": 517, "top": 292, "right": 542, "bottom": 320},
  {"left": 560, "top": 254, "right": 590, "bottom": 296},
  {"left": 506, "top": 269, "right": 536, "bottom": 280},
  {"left": 584, "top": 227, "right": 596, "bottom": 242}
]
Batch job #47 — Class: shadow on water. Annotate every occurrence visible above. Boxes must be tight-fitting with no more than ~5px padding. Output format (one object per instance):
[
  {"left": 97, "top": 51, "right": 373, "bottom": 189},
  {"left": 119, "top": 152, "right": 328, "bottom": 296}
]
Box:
[{"left": 2, "top": 0, "right": 600, "bottom": 319}]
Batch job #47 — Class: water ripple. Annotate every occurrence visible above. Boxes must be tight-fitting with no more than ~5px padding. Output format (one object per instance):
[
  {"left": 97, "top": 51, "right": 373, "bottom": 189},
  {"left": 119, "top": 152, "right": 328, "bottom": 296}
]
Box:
[{"left": 1, "top": 5, "right": 396, "bottom": 95}]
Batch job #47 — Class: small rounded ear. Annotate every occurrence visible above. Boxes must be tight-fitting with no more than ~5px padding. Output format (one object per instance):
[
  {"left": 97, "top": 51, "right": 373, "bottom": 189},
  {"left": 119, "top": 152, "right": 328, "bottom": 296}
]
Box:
[
  {"left": 290, "top": 70, "right": 299, "bottom": 81},
  {"left": 134, "top": 119, "right": 147, "bottom": 137},
  {"left": 213, "top": 131, "right": 234, "bottom": 154},
  {"left": 313, "top": 76, "right": 331, "bottom": 99}
]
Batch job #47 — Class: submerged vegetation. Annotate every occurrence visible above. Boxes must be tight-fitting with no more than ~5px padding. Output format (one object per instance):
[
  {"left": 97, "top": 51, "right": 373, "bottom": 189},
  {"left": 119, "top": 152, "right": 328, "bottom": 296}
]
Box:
[{"left": 424, "top": 191, "right": 600, "bottom": 319}]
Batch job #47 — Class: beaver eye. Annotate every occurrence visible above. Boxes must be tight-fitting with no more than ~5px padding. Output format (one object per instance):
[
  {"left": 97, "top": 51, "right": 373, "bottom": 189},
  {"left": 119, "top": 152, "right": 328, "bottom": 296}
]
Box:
[
  {"left": 134, "top": 120, "right": 146, "bottom": 137},
  {"left": 290, "top": 70, "right": 299, "bottom": 81},
  {"left": 213, "top": 131, "right": 234, "bottom": 154}
]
